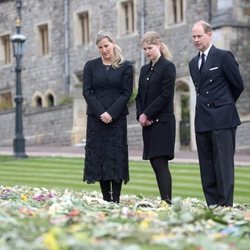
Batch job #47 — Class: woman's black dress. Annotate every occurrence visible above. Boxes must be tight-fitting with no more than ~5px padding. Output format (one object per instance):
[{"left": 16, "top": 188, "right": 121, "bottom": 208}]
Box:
[
  {"left": 82, "top": 57, "right": 133, "bottom": 184},
  {"left": 84, "top": 115, "right": 128, "bottom": 183}
]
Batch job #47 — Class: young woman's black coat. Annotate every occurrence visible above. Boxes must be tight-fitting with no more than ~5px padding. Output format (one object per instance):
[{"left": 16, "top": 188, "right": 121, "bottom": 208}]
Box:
[{"left": 136, "top": 56, "right": 176, "bottom": 160}]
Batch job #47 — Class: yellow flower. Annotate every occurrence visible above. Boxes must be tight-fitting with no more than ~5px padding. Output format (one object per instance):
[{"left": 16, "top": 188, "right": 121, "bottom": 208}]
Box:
[
  {"left": 151, "top": 232, "right": 175, "bottom": 241},
  {"left": 211, "top": 233, "right": 225, "bottom": 240},
  {"left": 159, "top": 200, "right": 171, "bottom": 209},
  {"left": 139, "top": 218, "right": 151, "bottom": 230},
  {"left": 43, "top": 229, "right": 60, "bottom": 250},
  {"left": 21, "top": 194, "right": 28, "bottom": 201}
]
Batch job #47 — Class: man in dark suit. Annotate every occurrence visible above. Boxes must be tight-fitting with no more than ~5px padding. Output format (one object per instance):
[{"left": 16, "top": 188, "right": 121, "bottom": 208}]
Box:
[{"left": 189, "top": 20, "right": 244, "bottom": 207}]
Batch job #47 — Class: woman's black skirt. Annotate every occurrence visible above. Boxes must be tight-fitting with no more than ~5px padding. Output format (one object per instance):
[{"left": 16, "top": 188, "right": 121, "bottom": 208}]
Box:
[{"left": 83, "top": 115, "right": 129, "bottom": 184}]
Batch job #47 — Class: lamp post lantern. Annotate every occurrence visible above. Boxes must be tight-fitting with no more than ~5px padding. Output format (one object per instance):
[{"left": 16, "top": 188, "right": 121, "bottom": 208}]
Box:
[{"left": 11, "top": 0, "right": 27, "bottom": 158}]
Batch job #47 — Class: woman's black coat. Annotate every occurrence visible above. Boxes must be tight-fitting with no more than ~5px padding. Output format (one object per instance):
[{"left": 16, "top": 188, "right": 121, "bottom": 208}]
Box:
[
  {"left": 83, "top": 57, "right": 133, "bottom": 120},
  {"left": 136, "top": 56, "right": 176, "bottom": 160}
]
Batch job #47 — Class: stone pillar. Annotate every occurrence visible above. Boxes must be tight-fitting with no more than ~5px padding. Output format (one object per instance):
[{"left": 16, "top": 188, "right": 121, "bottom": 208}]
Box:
[
  {"left": 188, "top": 76, "right": 197, "bottom": 151},
  {"left": 174, "top": 90, "right": 181, "bottom": 151},
  {"left": 71, "top": 83, "right": 86, "bottom": 145}
]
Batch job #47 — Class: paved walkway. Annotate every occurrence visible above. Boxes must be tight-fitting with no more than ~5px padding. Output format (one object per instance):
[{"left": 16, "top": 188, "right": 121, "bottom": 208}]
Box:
[{"left": 0, "top": 145, "right": 249, "bottom": 166}]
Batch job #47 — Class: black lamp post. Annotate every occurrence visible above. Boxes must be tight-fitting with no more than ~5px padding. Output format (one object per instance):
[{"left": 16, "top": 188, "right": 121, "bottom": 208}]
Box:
[{"left": 11, "top": 0, "right": 27, "bottom": 158}]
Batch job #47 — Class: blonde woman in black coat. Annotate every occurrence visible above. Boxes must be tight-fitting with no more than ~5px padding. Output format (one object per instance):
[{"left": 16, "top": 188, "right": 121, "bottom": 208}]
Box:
[
  {"left": 136, "top": 31, "right": 176, "bottom": 204},
  {"left": 83, "top": 31, "right": 133, "bottom": 203}
]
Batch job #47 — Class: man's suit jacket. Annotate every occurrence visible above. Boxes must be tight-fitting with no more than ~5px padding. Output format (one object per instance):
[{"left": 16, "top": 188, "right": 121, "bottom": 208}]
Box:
[
  {"left": 189, "top": 45, "right": 244, "bottom": 132},
  {"left": 83, "top": 57, "right": 133, "bottom": 120}
]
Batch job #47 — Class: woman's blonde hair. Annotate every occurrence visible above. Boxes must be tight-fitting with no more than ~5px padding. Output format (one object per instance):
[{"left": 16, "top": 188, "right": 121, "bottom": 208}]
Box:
[
  {"left": 96, "top": 30, "right": 124, "bottom": 68},
  {"left": 141, "top": 31, "right": 172, "bottom": 60}
]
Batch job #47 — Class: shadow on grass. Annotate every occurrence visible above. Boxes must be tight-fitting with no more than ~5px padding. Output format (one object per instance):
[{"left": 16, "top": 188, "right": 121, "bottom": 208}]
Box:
[{"left": 0, "top": 155, "right": 19, "bottom": 163}]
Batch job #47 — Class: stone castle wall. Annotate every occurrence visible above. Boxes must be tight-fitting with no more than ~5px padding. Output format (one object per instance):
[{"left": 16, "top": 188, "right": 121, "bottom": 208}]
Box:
[
  {"left": 0, "top": 104, "right": 73, "bottom": 146},
  {"left": 0, "top": 0, "right": 249, "bottom": 150}
]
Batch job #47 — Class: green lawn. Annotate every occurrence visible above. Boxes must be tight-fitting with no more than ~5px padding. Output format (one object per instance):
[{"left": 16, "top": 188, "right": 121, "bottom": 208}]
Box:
[{"left": 0, "top": 155, "right": 249, "bottom": 205}]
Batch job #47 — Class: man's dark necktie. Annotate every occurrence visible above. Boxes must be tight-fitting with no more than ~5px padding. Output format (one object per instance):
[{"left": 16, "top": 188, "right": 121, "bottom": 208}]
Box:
[{"left": 199, "top": 53, "right": 205, "bottom": 72}]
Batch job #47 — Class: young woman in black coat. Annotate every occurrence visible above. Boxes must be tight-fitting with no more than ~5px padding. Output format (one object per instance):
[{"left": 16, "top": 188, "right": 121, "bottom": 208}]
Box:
[
  {"left": 136, "top": 31, "right": 176, "bottom": 204},
  {"left": 83, "top": 31, "right": 133, "bottom": 203}
]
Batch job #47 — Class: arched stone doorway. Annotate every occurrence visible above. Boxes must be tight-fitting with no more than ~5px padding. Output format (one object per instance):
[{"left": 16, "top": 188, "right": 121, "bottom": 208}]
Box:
[
  {"left": 175, "top": 77, "right": 197, "bottom": 152},
  {"left": 175, "top": 80, "right": 191, "bottom": 151}
]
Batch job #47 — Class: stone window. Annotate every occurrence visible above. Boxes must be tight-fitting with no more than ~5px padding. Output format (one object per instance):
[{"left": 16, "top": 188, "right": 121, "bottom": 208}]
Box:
[
  {"left": 165, "top": 0, "right": 184, "bottom": 26},
  {"left": 78, "top": 11, "right": 90, "bottom": 45},
  {"left": 45, "top": 93, "right": 55, "bottom": 107},
  {"left": 33, "top": 95, "right": 43, "bottom": 107},
  {"left": 74, "top": 10, "right": 90, "bottom": 46},
  {"left": 38, "top": 24, "right": 49, "bottom": 56},
  {"left": 0, "top": 34, "right": 11, "bottom": 65},
  {"left": 0, "top": 91, "right": 12, "bottom": 111},
  {"left": 118, "top": 0, "right": 135, "bottom": 36}
]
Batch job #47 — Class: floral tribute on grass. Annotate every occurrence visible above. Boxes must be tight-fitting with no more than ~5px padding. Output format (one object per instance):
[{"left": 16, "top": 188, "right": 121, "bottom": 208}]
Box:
[{"left": 0, "top": 185, "right": 249, "bottom": 250}]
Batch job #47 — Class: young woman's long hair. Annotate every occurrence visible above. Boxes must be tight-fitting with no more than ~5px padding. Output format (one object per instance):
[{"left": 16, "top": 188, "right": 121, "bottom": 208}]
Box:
[
  {"left": 96, "top": 30, "right": 124, "bottom": 68},
  {"left": 141, "top": 31, "right": 172, "bottom": 60}
]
